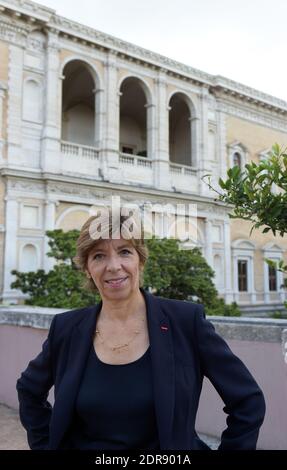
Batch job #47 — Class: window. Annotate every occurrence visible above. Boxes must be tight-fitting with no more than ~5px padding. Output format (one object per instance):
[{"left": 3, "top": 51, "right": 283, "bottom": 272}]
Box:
[
  {"left": 233, "top": 152, "right": 241, "bottom": 167},
  {"left": 228, "top": 142, "right": 247, "bottom": 171},
  {"left": 238, "top": 260, "right": 248, "bottom": 291},
  {"left": 268, "top": 265, "right": 277, "bottom": 291}
]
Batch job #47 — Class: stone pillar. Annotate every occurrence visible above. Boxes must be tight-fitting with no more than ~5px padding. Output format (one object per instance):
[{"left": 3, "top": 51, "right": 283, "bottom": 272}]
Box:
[
  {"left": 7, "top": 44, "right": 24, "bottom": 166},
  {"left": 154, "top": 70, "right": 171, "bottom": 190},
  {"left": 190, "top": 115, "right": 200, "bottom": 168},
  {"left": 263, "top": 261, "right": 270, "bottom": 304},
  {"left": 232, "top": 253, "right": 239, "bottom": 304},
  {"left": 41, "top": 29, "right": 61, "bottom": 173},
  {"left": 43, "top": 199, "right": 57, "bottom": 272},
  {"left": 3, "top": 197, "right": 18, "bottom": 301},
  {"left": 224, "top": 219, "right": 234, "bottom": 303},
  {"left": 217, "top": 106, "right": 228, "bottom": 180},
  {"left": 204, "top": 218, "right": 213, "bottom": 268},
  {"left": 250, "top": 257, "right": 256, "bottom": 304},
  {"left": 198, "top": 87, "right": 211, "bottom": 196},
  {"left": 101, "top": 52, "right": 119, "bottom": 182},
  {"left": 94, "top": 87, "right": 105, "bottom": 149},
  {"left": 0, "top": 84, "right": 6, "bottom": 163},
  {"left": 145, "top": 102, "right": 156, "bottom": 160},
  {"left": 279, "top": 270, "right": 285, "bottom": 303}
]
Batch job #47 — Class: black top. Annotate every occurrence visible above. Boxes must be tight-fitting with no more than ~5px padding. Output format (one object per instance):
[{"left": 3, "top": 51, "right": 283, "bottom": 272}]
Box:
[{"left": 68, "top": 344, "right": 160, "bottom": 450}]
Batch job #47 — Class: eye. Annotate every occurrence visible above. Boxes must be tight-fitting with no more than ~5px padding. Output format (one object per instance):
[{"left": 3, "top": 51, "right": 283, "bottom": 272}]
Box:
[
  {"left": 93, "top": 253, "right": 104, "bottom": 260},
  {"left": 120, "top": 249, "right": 131, "bottom": 255}
]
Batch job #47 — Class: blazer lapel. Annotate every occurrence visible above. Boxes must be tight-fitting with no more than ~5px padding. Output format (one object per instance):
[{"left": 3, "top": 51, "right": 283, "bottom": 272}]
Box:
[
  {"left": 141, "top": 289, "right": 175, "bottom": 450},
  {"left": 49, "top": 301, "right": 102, "bottom": 449}
]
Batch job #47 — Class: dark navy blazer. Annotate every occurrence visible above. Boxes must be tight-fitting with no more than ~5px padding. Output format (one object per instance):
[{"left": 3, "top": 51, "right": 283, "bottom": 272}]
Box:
[{"left": 16, "top": 288, "right": 265, "bottom": 450}]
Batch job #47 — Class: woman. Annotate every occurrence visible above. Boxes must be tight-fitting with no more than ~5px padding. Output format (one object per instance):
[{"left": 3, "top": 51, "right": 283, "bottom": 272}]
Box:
[{"left": 17, "top": 210, "right": 265, "bottom": 450}]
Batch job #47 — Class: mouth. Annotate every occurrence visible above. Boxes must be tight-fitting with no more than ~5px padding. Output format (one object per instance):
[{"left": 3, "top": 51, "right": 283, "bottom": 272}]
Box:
[{"left": 104, "top": 277, "right": 128, "bottom": 287}]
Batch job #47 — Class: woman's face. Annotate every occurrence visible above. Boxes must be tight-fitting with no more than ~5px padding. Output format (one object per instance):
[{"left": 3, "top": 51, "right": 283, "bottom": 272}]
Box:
[{"left": 86, "top": 238, "right": 142, "bottom": 302}]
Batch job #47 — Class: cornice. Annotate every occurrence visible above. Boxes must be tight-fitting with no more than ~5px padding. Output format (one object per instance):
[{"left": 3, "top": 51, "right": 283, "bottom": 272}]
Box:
[
  {"left": 0, "top": 167, "right": 229, "bottom": 212},
  {"left": 0, "top": 0, "right": 53, "bottom": 24},
  {"left": 211, "top": 77, "right": 287, "bottom": 117},
  {"left": 216, "top": 96, "right": 287, "bottom": 133},
  {"left": 1, "top": 0, "right": 287, "bottom": 116}
]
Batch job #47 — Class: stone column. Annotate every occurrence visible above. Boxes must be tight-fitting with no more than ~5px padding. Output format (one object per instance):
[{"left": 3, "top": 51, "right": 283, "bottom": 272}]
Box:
[
  {"left": 224, "top": 219, "right": 234, "bottom": 303},
  {"left": 3, "top": 197, "right": 18, "bottom": 301},
  {"left": 101, "top": 52, "right": 119, "bottom": 182},
  {"left": 249, "top": 257, "right": 256, "bottom": 304},
  {"left": 154, "top": 69, "right": 171, "bottom": 190},
  {"left": 43, "top": 199, "right": 57, "bottom": 272},
  {"left": 204, "top": 218, "right": 213, "bottom": 268},
  {"left": 263, "top": 261, "right": 270, "bottom": 304},
  {"left": 0, "top": 84, "right": 6, "bottom": 163},
  {"left": 145, "top": 102, "right": 156, "bottom": 161},
  {"left": 217, "top": 106, "right": 228, "bottom": 180},
  {"left": 41, "top": 29, "right": 61, "bottom": 173},
  {"left": 190, "top": 115, "right": 200, "bottom": 168},
  {"left": 198, "top": 87, "right": 211, "bottom": 196},
  {"left": 7, "top": 44, "right": 24, "bottom": 166},
  {"left": 232, "top": 252, "right": 239, "bottom": 304},
  {"left": 94, "top": 87, "right": 105, "bottom": 149}
]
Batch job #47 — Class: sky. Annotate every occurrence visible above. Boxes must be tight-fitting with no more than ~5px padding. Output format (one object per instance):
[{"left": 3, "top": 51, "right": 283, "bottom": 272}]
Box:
[{"left": 31, "top": 0, "right": 287, "bottom": 102}]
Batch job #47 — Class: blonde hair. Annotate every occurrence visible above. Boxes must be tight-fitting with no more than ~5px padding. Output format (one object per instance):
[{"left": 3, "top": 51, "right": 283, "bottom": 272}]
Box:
[{"left": 73, "top": 208, "right": 149, "bottom": 293}]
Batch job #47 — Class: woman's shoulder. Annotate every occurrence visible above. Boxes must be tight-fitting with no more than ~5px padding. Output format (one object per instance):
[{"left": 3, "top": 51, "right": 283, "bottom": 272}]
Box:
[
  {"left": 51, "top": 304, "right": 98, "bottom": 332},
  {"left": 153, "top": 293, "right": 205, "bottom": 318}
]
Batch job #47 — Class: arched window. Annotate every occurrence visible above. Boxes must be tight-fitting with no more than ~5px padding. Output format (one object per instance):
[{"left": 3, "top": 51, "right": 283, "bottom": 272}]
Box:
[
  {"left": 228, "top": 142, "right": 248, "bottom": 171},
  {"left": 62, "top": 61, "right": 96, "bottom": 146},
  {"left": 168, "top": 93, "right": 193, "bottom": 166},
  {"left": 119, "top": 77, "right": 149, "bottom": 157},
  {"left": 233, "top": 151, "right": 241, "bottom": 167}
]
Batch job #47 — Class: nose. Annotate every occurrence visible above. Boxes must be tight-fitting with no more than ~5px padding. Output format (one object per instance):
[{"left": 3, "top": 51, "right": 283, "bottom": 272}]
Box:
[{"left": 106, "top": 253, "right": 122, "bottom": 272}]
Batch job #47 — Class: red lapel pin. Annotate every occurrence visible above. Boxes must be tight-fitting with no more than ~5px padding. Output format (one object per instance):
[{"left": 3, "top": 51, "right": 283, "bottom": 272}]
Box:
[{"left": 161, "top": 325, "right": 168, "bottom": 331}]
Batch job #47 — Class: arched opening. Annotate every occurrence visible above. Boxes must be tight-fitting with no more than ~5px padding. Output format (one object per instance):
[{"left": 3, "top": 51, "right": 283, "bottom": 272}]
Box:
[
  {"left": 169, "top": 93, "right": 192, "bottom": 166},
  {"left": 233, "top": 151, "right": 241, "bottom": 167},
  {"left": 62, "top": 61, "right": 96, "bottom": 146},
  {"left": 119, "top": 77, "right": 148, "bottom": 157}
]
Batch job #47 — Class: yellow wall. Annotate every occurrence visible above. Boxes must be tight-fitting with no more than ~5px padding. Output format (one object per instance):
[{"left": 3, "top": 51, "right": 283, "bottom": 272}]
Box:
[
  {"left": 0, "top": 41, "right": 8, "bottom": 81},
  {"left": 226, "top": 116, "right": 287, "bottom": 165},
  {"left": 57, "top": 209, "right": 90, "bottom": 232},
  {"left": 231, "top": 218, "right": 287, "bottom": 289}
]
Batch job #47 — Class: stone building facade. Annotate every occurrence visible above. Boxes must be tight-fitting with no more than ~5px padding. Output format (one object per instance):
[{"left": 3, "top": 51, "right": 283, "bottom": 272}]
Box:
[{"left": 0, "top": 0, "right": 287, "bottom": 307}]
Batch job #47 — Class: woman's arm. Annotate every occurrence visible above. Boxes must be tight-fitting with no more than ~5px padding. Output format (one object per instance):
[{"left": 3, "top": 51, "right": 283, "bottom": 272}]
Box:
[
  {"left": 194, "top": 305, "right": 266, "bottom": 450},
  {"left": 16, "top": 315, "right": 57, "bottom": 450}
]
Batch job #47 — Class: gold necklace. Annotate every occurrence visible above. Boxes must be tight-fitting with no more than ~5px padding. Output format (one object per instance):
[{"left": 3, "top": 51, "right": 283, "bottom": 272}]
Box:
[{"left": 95, "top": 316, "right": 145, "bottom": 353}]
